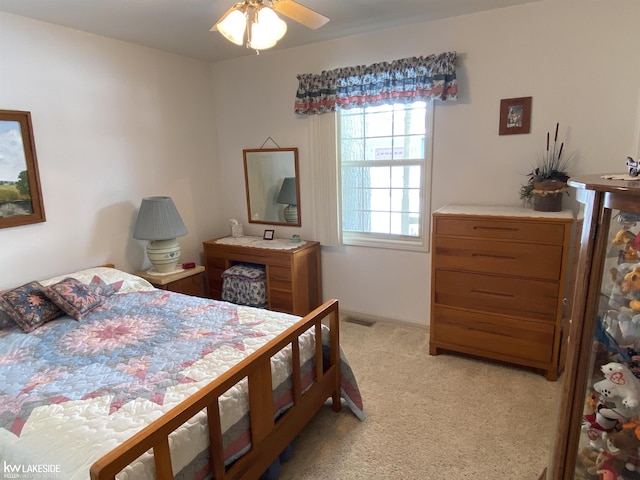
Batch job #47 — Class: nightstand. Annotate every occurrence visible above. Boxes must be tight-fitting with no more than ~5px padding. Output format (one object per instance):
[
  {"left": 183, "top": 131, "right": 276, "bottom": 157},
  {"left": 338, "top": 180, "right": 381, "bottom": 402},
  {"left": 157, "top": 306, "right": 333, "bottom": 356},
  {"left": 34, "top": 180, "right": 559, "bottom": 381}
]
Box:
[{"left": 135, "top": 265, "right": 206, "bottom": 297}]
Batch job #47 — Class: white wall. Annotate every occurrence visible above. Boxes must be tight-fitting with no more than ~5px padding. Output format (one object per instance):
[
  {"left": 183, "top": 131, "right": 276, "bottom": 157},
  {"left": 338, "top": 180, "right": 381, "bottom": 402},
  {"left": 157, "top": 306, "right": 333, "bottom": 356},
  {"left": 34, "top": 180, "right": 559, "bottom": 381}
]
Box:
[
  {"left": 212, "top": 0, "right": 640, "bottom": 325},
  {"left": 2, "top": 2, "right": 639, "bottom": 325},
  {"left": 0, "top": 13, "right": 224, "bottom": 290}
]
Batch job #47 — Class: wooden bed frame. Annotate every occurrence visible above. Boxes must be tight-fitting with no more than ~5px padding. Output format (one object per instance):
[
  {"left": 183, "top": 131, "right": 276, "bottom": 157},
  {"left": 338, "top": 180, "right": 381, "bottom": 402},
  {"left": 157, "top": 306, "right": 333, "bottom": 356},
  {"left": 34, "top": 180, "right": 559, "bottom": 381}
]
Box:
[{"left": 89, "top": 298, "right": 342, "bottom": 480}]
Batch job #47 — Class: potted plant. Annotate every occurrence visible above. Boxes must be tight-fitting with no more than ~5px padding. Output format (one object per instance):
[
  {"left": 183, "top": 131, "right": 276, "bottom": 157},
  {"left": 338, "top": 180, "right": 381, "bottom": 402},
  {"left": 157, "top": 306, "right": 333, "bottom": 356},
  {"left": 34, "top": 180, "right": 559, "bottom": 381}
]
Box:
[{"left": 519, "top": 122, "right": 572, "bottom": 212}]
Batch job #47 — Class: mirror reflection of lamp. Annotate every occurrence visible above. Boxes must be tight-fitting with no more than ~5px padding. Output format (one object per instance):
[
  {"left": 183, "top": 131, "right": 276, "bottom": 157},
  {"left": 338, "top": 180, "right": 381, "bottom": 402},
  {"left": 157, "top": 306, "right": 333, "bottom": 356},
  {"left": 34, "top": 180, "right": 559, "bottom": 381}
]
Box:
[{"left": 277, "top": 177, "right": 298, "bottom": 223}]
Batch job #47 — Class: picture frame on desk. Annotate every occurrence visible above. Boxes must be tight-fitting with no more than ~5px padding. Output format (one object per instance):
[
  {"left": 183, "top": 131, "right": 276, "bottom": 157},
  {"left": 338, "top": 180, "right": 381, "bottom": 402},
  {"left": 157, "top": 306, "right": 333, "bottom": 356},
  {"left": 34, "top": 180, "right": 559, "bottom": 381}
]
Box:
[{"left": 263, "top": 229, "right": 274, "bottom": 240}]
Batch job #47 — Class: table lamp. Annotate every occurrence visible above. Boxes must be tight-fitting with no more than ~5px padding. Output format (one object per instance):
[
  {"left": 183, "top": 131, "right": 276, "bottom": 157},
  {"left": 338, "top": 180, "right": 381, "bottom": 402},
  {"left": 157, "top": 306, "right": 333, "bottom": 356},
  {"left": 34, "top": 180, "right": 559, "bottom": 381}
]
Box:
[
  {"left": 133, "top": 196, "right": 187, "bottom": 273},
  {"left": 276, "top": 177, "right": 298, "bottom": 223}
]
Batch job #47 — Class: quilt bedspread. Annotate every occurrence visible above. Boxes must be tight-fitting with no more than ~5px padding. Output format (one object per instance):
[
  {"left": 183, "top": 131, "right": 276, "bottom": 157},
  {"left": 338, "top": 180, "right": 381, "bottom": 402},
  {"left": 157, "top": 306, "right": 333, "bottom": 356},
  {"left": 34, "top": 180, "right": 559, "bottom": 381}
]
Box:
[{"left": 0, "top": 289, "right": 363, "bottom": 480}]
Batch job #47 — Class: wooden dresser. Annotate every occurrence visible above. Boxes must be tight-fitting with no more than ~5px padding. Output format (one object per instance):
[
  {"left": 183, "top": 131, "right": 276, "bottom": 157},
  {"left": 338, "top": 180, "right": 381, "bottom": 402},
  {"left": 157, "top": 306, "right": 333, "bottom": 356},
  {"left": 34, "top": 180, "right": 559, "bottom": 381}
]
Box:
[
  {"left": 429, "top": 205, "right": 574, "bottom": 380},
  {"left": 203, "top": 237, "right": 322, "bottom": 316}
]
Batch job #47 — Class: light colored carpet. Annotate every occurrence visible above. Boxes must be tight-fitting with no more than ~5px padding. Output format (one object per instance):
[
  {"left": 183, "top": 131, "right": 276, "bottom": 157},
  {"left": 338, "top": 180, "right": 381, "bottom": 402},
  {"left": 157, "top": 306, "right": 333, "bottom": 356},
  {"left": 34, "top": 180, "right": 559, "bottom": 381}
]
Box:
[{"left": 279, "top": 317, "right": 561, "bottom": 479}]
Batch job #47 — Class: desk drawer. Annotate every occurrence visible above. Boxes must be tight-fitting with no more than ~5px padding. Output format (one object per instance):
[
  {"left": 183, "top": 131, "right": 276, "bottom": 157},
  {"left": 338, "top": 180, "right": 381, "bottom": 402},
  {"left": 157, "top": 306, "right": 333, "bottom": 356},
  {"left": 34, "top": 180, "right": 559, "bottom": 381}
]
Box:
[
  {"left": 269, "top": 289, "right": 293, "bottom": 313},
  {"left": 433, "top": 237, "right": 563, "bottom": 280},
  {"left": 431, "top": 305, "right": 554, "bottom": 364},
  {"left": 435, "top": 217, "right": 566, "bottom": 244},
  {"left": 269, "top": 265, "right": 292, "bottom": 290},
  {"left": 434, "top": 270, "right": 558, "bottom": 321}
]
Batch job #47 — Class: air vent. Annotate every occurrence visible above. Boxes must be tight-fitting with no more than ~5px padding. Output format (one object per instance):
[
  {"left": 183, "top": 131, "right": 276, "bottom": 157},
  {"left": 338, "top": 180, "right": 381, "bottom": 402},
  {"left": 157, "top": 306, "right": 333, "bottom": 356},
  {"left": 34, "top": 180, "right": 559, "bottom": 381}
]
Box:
[{"left": 344, "top": 317, "right": 375, "bottom": 327}]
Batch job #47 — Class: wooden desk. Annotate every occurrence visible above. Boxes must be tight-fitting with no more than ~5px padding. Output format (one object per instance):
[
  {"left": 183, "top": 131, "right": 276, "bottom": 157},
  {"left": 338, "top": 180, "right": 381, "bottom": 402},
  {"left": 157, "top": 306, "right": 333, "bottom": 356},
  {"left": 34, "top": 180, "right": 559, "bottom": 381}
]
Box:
[{"left": 203, "top": 237, "right": 322, "bottom": 316}]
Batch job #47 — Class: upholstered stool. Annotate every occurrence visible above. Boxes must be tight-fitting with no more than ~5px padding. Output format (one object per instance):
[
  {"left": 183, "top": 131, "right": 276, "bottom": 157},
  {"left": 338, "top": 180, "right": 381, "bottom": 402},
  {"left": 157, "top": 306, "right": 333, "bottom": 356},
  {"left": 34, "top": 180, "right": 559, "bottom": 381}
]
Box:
[{"left": 221, "top": 263, "right": 267, "bottom": 308}]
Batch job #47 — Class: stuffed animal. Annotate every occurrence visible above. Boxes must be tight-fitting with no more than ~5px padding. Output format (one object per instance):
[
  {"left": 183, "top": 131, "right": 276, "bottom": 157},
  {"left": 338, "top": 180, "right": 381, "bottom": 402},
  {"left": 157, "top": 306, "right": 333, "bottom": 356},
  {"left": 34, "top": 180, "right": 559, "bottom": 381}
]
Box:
[
  {"left": 622, "top": 267, "right": 640, "bottom": 294},
  {"left": 603, "top": 419, "right": 640, "bottom": 476},
  {"left": 586, "top": 450, "right": 622, "bottom": 479},
  {"left": 620, "top": 267, "right": 640, "bottom": 312},
  {"left": 613, "top": 229, "right": 639, "bottom": 262},
  {"left": 594, "top": 362, "right": 640, "bottom": 409}
]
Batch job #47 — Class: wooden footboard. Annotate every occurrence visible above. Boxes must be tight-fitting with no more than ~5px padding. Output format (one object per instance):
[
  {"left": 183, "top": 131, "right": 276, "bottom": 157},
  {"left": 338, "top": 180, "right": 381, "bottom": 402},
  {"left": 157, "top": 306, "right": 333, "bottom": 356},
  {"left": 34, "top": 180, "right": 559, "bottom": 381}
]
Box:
[{"left": 90, "top": 299, "right": 341, "bottom": 480}]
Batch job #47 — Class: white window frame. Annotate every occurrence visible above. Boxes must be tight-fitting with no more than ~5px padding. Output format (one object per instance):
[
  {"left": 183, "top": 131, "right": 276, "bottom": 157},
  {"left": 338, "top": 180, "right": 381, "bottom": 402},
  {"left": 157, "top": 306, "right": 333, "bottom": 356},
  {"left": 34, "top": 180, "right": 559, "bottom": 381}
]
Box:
[{"left": 337, "top": 101, "right": 434, "bottom": 252}]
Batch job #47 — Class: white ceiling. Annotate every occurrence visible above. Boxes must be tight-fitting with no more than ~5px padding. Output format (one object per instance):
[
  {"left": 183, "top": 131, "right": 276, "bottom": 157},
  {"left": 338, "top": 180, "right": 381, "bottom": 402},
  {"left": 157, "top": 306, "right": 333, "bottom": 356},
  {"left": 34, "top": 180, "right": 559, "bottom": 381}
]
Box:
[{"left": 0, "top": 0, "right": 541, "bottom": 62}]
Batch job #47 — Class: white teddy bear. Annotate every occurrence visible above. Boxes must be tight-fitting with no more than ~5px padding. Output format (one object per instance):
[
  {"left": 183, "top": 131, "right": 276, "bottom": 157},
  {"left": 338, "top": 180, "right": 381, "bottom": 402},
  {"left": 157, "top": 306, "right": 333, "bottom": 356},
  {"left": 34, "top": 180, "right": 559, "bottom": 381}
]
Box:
[{"left": 594, "top": 362, "right": 640, "bottom": 409}]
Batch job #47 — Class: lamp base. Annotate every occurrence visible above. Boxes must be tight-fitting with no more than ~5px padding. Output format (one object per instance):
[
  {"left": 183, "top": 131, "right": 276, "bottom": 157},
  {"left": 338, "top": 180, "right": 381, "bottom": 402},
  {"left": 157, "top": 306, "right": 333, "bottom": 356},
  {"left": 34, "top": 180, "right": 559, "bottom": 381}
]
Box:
[
  {"left": 147, "top": 239, "right": 181, "bottom": 273},
  {"left": 283, "top": 205, "right": 298, "bottom": 223}
]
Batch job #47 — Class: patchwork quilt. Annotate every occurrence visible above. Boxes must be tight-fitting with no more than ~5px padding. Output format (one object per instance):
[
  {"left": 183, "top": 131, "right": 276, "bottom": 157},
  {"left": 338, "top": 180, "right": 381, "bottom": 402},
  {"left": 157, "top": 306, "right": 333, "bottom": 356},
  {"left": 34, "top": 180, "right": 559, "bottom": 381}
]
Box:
[{"left": 0, "top": 277, "right": 363, "bottom": 480}]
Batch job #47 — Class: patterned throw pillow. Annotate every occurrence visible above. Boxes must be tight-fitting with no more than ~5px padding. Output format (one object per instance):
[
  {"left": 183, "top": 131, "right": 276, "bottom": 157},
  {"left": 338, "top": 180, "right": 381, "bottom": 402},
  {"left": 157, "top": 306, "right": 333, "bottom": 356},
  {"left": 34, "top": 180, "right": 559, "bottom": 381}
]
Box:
[
  {"left": 42, "top": 277, "right": 104, "bottom": 320},
  {"left": 0, "top": 282, "right": 63, "bottom": 332},
  {"left": 87, "top": 275, "right": 124, "bottom": 298},
  {"left": 0, "top": 307, "right": 17, "bottom": 331}
]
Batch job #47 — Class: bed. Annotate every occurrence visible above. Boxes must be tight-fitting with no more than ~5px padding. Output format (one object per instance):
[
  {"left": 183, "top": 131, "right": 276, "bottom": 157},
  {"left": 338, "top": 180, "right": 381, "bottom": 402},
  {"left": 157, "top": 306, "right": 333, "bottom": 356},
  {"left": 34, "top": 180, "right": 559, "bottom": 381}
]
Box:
[{"left": 0, "top": 266, "right": 364, "bottom": 479}]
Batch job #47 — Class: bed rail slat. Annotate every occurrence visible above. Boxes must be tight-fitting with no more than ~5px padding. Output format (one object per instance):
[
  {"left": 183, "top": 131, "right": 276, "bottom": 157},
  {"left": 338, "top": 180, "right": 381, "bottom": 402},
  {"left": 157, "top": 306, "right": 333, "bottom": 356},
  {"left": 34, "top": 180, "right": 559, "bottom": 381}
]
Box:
[
  {"left": 90, "top": 299, "right": 340, "bottom": 480},
  {"left": 248, "top": 361, "right": 275, "bottom": 443},
  {"left": 291, "top": 340, "right": 301, "bottom": 403},
  {"left": 207, "top": 399, "right": 225, "bottom": 480},
  {"left": 314, "top": 322, "right": 323, "bottom": 381},
  {"left": 153, "top": 438, "right": 173, "bottom": 479}
]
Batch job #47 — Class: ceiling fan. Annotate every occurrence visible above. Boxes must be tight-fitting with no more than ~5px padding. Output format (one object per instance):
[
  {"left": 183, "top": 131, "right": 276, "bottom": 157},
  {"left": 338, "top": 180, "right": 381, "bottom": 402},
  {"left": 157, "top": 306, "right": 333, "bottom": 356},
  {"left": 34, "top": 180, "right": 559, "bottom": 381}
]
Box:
[{"left": 211, "top": 0, "right": 329, "bottom": 52}]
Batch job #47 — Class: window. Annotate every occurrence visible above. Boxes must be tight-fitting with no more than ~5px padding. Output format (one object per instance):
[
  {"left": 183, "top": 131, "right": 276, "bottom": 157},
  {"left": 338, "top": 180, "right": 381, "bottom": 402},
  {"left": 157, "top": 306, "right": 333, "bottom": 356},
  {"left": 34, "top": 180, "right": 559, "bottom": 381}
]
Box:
[{"left": 338, "top": 100, "right": 433, "bottom": 250}]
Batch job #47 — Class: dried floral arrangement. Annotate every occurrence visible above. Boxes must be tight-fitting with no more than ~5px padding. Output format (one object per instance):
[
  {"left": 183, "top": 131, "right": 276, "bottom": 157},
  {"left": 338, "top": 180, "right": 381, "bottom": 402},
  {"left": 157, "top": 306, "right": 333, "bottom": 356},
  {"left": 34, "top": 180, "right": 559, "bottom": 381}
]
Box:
[{"left": 519, "top": 122, "right": 572, "bottom": 204}]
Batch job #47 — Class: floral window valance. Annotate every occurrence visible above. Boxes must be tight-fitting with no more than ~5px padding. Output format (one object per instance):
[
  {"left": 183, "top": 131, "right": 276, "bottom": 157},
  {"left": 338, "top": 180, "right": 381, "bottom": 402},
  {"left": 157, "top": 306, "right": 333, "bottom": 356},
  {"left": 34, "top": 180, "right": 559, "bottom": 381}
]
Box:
[{"left": 294, "top": 51, "right": 458, "bottom": 115}]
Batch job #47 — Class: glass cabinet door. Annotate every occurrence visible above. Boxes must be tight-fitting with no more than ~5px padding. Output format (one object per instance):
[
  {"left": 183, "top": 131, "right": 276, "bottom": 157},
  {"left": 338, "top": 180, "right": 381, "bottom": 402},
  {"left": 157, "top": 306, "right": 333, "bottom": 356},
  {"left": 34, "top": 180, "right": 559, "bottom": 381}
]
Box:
[{"left": 572, "top": 207, "right": 640, "bottom": 479}]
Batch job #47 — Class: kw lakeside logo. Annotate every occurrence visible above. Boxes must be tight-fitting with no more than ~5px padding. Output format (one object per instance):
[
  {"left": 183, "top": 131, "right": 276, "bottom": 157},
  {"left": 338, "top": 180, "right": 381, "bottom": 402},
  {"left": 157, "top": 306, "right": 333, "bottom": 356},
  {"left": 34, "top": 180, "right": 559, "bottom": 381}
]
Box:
[{"left": 3, "top": 462, "right": 61, "bottom": 479}]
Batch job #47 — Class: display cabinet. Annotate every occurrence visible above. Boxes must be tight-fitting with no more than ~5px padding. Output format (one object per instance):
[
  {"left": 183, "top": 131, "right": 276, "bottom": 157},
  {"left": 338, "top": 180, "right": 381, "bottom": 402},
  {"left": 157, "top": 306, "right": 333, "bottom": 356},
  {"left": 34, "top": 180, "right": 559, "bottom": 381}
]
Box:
[{"left": 548, "top": 175, "right": 640, "bottom": 479}]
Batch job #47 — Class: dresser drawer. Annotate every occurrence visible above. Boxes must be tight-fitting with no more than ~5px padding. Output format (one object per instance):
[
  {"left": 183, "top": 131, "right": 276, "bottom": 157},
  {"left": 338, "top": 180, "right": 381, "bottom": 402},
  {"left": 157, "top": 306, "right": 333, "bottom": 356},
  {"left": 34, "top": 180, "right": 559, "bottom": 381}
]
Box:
[
  {"left": 433, "top": 236, "right": 563, "bottom": 280},
  {"left": 431, "top": 305, "right": 554, "bottom": 364},
  {"left": 434, "top": 217, "right": 566, "bottom": 244},
  {"left": 434, "top": 270, "right": 558, "bottom": 321}
]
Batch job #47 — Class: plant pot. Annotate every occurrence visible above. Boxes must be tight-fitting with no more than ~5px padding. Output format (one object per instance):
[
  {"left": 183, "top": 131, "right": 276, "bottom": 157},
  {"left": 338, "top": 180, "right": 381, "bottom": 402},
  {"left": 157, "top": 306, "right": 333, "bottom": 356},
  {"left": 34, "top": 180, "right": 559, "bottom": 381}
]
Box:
[{"left": 532, "top": 180, "right": 566, "bottom": 212}]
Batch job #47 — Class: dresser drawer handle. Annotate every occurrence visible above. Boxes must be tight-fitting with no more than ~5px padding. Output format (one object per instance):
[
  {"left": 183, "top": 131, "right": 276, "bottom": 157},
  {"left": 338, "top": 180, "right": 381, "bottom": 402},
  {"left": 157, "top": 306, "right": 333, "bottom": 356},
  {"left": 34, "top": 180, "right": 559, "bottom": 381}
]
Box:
[
  {"left": 471, "top": 253, "right": 517, "bottom": 260},
  {"left": 471, "top": 289, "right": 515, "bottom": 298},
  {"left": 473, "top": 226, "right": 519, "bottom": 232}
]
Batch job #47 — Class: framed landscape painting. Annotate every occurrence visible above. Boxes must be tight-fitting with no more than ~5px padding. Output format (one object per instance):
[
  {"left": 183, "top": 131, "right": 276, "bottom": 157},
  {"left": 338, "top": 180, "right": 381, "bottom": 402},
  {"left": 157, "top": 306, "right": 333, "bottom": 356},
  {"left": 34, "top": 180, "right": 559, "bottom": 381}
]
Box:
[{"left": 0, "top": 110, "right": 45, "bottom": 229}]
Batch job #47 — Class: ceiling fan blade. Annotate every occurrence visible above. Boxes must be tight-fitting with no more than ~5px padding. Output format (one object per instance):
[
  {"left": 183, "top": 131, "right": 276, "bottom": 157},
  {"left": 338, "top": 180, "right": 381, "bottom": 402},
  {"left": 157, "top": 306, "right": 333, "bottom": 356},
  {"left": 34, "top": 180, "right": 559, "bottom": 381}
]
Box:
[
  {"left": 273, "top": 0, "right": 329, "bottom": 30},
  {"left": 210, "top": 4, "right": 241, "bottom": 32}
]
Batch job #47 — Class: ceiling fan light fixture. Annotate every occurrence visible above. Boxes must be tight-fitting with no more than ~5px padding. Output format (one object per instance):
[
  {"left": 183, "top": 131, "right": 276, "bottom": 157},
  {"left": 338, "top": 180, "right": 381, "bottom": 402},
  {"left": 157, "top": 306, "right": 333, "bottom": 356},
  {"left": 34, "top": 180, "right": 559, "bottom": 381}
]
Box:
[
  {"left": 248, "top": 6, "right": 287, "bottom": 50},
  {"left": 216, "top": 7, "right": 247, "bottom": 46}
]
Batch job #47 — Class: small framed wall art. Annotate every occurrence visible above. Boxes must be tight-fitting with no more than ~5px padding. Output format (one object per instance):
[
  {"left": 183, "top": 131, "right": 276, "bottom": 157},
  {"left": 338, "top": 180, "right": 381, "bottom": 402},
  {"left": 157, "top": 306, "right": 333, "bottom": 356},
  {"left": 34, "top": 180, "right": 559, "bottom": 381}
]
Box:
[
  {"left": 0, "top": 110, "right": 46, "bottom": 229},
  {"left": 499, "top": 96, "right": 532, "bottom": 135}
]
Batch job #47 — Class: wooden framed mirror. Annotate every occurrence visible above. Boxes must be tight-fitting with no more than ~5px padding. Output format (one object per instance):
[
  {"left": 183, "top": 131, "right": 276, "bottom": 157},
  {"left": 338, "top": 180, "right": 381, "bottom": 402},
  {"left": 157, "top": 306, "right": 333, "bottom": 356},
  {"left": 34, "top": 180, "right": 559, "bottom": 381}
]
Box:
[{"left": 243, "top": 148, "right": 300, "bottom": 226}]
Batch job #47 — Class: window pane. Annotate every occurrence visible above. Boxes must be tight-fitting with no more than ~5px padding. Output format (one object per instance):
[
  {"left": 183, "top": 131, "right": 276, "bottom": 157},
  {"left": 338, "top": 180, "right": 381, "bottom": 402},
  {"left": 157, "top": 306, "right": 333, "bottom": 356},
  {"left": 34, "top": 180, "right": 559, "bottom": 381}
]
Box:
[
  {"left": 365, "top": 111, "right": 393, "bottom": 137},
  {"left": 391, "top": 188, "right": 420, "bottom": 213},
  {"left": 370, "top": 211, "right": 390, "bottom": 234},
  {"left": 370, "top": 188, "right": 390, "bottom": 211},
  {"left": 342, "top": 210, "right": 369, "bottom": 232},
  {"left": 370, "top": 166, "right": 390, "bottom": 188},
  {"left": 341, "top": 139, "right": 365, "bottom": 162},
  {"left": 392, "top": 136, "right": 425, "bottom": 159},
  {"left": 393, "top": 105, "right": 426, "bottom": 135},
  {"left": 341, "top": 113, "right": 364, "bottom": 139},
  {"left": 367, "top": 138, "right": 394, "bottom": 161},
  {"left": 390, "top": 212, "right": 420, "bottom": 236},
  {"left": 391, "top": 166, "right": 421, "bottom": 189}
]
